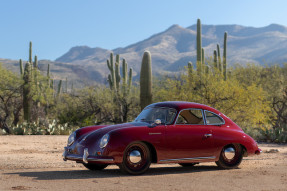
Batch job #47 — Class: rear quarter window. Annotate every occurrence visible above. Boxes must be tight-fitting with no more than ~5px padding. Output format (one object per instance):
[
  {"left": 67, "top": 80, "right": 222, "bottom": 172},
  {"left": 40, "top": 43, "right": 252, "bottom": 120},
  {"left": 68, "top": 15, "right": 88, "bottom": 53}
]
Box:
[{"left": 204, "top": 110, "right": 225, "bottom": 125}]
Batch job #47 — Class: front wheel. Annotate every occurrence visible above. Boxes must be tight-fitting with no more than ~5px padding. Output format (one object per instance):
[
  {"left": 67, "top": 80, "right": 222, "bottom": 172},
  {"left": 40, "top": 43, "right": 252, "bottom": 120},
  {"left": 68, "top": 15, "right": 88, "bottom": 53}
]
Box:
[
  {"left": 82, "top": 163, "right": 108, "bottom": 171},
  {"left": 119, "top": 142, "right": 151, "bottom": 175},
  {"left": 216, "top": 144, "right": 243, "bottom": 169}
]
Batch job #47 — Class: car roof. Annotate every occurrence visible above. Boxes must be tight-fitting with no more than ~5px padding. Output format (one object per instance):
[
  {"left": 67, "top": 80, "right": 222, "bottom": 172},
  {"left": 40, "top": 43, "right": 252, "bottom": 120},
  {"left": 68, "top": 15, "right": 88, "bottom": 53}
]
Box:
[{"left": 147, "top": 101, "right": 220, "bottom": 114}]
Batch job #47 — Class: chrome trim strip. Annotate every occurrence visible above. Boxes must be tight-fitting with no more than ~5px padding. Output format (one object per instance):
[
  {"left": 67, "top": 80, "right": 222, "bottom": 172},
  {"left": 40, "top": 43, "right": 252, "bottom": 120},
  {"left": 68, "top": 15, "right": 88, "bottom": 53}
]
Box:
[
  {"left": 201, "top": 109, "right": 206, "bottom": 125},
  {"left": 87, "top": 158, "right": 114, "bottom": 162},
  {"left": 65, "top": 155, "right": 82, "bottom": 160},
  {"left": 204, "top": 134, "right": 213, "bottom": 138},
  {"left": 159, "top": 156, "right": 216, "bottom": 162},
  {"left": 149, "top": 133, "right": 162, "bottom": 135},
  {"left": 64, "top": 154, "right": 114, "bottom": 162}
]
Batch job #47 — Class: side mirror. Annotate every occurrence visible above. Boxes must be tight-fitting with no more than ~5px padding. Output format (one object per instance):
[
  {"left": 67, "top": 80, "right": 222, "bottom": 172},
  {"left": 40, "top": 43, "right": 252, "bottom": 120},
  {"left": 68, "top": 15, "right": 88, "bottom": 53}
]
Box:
[
  {"left": 149, "top": 119, "right": 162, "bottom": 128},
  {"left": 154, "top": 119, "right": 162, "bottom": 125}
]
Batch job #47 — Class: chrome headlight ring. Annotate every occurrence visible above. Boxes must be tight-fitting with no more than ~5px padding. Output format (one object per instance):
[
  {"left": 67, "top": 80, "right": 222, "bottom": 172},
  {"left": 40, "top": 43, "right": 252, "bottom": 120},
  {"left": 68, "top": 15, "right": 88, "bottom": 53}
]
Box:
[
  {"left": 67, "top": 132, "right": 76, "bottom": 146},
  {"left": 99, "top": 134, "right": 110, "bottom": 149}
]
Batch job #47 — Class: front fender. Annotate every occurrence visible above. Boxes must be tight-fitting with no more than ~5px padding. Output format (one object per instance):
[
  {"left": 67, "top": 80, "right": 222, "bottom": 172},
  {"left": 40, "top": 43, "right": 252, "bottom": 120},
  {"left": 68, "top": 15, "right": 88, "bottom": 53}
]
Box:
[
  {"left": 103, "top": 127, "right": 151, "bottom": 163},
  {"left": 75, "top": 125, "right": 108, "bottom": 139}
]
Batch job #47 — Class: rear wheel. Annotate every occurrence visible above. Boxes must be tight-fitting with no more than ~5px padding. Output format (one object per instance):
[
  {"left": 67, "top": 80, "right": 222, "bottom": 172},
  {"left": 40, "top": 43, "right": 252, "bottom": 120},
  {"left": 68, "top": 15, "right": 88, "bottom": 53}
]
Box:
[
  {"left": 216, "top": 144, "right": 243, "bottom": 169},
  {"left": 179, "top": 163, "right": 198, "bottom": 167},
  {"left": 82, "top": 163, "right": 108, "bottom": 171},
  {"left": 119, "top": 142, "right": 151, "bottom": 175}
]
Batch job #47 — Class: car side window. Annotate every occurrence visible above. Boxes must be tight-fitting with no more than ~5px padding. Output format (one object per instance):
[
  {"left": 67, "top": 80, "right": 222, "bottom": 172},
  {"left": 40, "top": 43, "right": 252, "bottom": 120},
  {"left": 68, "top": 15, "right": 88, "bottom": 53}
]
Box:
[
  {"left": 176, "top": 109, "right": 204, "bottom": 125},
  {"left": 204, "top": 110, "right": 224, "bottom": 125}
]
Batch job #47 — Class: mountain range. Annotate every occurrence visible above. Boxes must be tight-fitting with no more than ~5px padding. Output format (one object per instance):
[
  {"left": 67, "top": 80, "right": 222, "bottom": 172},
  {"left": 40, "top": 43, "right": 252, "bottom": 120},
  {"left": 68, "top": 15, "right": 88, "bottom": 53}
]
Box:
[{"left": 1, "top": 23, "right": 287, "bottom": 86}]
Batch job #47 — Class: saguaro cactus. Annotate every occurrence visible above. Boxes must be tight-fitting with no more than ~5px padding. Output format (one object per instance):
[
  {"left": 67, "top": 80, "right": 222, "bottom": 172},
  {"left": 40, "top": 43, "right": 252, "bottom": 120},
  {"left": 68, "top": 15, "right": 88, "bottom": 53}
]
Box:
[
  {"left": 213, "top": 50, "right": 218, "bottom": 70},
  {"left": 65, "top": 77, "right": 68, "bottom": 93},
  {"left": 51, "top": 79, "right": 54, "bottom": 94},
  {"left": 47, "top": 64, "right": 50, "bottom": 77},
  {"left": 19, "top": 59, "right": 24, "bottom": 75},
  {"left": 57, "top": 80, "right": 62, "bottom": 97},
  {"left": 34, "top": 55, "right": 38, "bottom": 89},
  {"left": 29, "top": 41, "right": 33, "bottom": 64},
  {"left": 21, "top": 42, "right": 35, "bottom": 121},
  {"left": 23, "top": 62, "right": 32, "bottom": 122},
  {"left": 201, "top": 48, "right": 205, "bottom": 66},
  {"left": 27, "top": 42, "right": 35, "bottom": 82},
  {"left": 140, "top": 51, "right": 152, "bottom": 110},
  {"left": 122, "top": 59, "right": 127, "bottom": 92},
  {"left": 47, "top": 64, "right": 52, "bottom": 88},
  {"left": 188, "top": 62, "right": 193, "bottom": 75},
  {"left": 34, "top": 55, "right": 38, "bottom": 68},
  {"left": 107, "top": 53, "right": 116, "bottom": 90},
  {"left": 196, "top": 18, "right": 202, "bottom": 73},
  {"left": 107, "top": 53, "right": 132, "bottom": 95},
  {"left": 223, "top": 32, "right": 228, "bottom": 80},
  {"left": 128, "top": 68, "right": 132, "bottom": 93},
  {"left": 107, "top": 53, "right": 133, "bottom": 123},
  {"left": 202, "top": 48, "right": 206, "bottom": 74},
  {"left": 217, "top": 44, "right": 222, "bottom": 72},
  {"left": 121, "top": 59, "right": 132, "bottom": 96}
]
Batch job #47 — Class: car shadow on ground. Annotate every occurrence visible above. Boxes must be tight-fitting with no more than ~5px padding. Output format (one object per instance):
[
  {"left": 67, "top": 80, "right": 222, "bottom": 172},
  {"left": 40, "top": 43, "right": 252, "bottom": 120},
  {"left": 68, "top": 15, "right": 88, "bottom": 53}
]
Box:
[{"left": 5, "top": 165, "right": 225, "bottom": 180}]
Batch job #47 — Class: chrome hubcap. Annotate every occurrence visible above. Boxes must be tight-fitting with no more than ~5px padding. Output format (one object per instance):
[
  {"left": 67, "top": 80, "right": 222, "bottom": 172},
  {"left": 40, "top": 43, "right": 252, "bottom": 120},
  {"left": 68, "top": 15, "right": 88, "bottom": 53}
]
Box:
[
  {"left": 129, "top": 150, "right": 142, "bottom": 163},
  {"left": 224, "top": 147, "right": 235, "bottom": 160}
]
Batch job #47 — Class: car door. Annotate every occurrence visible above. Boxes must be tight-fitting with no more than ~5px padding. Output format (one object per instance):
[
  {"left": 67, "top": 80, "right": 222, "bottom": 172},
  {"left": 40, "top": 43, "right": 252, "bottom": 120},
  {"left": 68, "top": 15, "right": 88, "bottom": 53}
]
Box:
[
  {"left": 146, "top": 107, "right": 177, "bottom": 160},
  {"left": 164, "top": 108, "right": 215, "bottom": 160}
]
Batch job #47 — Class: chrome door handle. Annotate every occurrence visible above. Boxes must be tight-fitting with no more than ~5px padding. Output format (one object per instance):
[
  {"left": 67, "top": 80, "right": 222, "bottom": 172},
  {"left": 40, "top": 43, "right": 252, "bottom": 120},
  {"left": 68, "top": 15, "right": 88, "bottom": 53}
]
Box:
[{"left": 204, "top": 134, "right": 212, "bottom": 138}]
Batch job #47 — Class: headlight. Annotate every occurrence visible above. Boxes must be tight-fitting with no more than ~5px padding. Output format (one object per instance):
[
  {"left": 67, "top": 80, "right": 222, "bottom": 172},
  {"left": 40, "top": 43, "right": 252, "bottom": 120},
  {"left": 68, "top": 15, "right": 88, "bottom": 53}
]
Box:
[
  {"left": 67, "top": 132, "right": 76, "bottom": 146},
  {"left": 99, "top": 134, "right": 109, "bottom": 148}
]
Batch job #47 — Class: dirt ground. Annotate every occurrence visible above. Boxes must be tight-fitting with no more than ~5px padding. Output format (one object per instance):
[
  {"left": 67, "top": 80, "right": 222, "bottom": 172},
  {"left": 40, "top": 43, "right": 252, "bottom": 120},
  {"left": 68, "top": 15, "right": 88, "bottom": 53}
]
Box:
[{"left": 0, "top": 136, "right": 286, "bottom": 191}]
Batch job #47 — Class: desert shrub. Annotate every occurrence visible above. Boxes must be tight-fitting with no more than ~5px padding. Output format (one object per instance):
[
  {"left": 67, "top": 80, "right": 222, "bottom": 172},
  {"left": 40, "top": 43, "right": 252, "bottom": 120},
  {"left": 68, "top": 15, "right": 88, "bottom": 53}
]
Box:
[
  {"left": 9, "top": 120, "right": 78, "bottom": 135},
  {"left": 153, "top": 66, "right": 271, "bottom": 133}
]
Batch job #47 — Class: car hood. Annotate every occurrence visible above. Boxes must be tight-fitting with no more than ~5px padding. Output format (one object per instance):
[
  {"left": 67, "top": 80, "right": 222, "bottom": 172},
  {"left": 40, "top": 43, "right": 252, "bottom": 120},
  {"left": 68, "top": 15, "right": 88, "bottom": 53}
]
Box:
[{"left": 79, "top": 122, "right": 148, "bottom": 144}]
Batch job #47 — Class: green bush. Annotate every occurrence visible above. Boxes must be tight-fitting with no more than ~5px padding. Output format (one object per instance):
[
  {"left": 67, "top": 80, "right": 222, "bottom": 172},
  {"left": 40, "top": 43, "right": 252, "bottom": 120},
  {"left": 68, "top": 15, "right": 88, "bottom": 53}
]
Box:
[{"left": 9, "top": 120, "right": 78, "bottom": 135}]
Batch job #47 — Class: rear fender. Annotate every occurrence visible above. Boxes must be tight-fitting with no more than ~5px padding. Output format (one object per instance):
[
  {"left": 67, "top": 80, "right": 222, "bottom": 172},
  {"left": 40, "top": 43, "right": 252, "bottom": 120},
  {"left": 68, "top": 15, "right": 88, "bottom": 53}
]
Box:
[{"left": 214, "top": 130, "right": 259, "bottom": 158}]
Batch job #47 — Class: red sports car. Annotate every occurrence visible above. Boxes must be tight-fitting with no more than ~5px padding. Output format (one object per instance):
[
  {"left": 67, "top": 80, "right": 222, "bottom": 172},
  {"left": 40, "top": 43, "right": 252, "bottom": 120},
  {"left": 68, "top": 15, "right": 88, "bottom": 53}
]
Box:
[{"left": 63, "top": 101, "right": 261, "bottom": 175}]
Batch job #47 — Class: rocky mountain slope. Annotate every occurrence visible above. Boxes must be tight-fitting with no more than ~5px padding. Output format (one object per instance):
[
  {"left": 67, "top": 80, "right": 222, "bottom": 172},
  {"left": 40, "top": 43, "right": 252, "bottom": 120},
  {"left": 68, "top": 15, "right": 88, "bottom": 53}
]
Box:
[{"left": 2, "top": 23, "right": 287, "bottom": 86}]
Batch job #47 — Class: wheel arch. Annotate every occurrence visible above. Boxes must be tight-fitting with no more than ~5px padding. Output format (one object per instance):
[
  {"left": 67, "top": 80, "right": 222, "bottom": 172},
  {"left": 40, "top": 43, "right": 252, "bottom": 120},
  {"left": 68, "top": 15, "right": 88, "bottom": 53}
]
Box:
[
  {"left": 240, "top": 144, "right": 248, "bottom": 157},
  {"left": 142, "top": 141, "right": 158, "bottom": 163},
  {"left": 223, "top": 142, "right": 250, "bottom": 157},
  {"left": 218, "top": 142, "right": 246, "bottom": 158},
  {"left": 224, "top": 142, "right": 246, "bottom": 149}
]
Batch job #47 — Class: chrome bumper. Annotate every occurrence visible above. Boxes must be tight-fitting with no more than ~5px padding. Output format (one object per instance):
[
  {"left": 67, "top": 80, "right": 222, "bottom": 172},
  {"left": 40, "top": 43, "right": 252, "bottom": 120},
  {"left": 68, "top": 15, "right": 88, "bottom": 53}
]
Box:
[
  {"left": 255, "top": 148, "right": 262, "bottom": 155},
  {"left": 63, "top": 147, "right": 114, "bottom": 163}
]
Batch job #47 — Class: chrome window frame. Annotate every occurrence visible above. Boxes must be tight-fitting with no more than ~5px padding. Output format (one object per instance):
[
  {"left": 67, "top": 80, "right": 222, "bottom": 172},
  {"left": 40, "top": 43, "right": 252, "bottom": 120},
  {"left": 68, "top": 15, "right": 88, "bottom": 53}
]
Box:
[
  {"left": 204, "top": 110, "right": 225, "bottom": 125},
  {"left": 174, "top": 108, "right": 206, "bottom": 125}
]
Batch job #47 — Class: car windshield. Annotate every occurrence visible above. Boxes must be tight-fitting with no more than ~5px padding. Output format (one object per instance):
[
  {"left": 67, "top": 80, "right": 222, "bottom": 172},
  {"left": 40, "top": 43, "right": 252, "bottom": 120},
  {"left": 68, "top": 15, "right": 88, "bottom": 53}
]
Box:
[{"left": 134, "top": 107, "right": 177, "bottom": 125}]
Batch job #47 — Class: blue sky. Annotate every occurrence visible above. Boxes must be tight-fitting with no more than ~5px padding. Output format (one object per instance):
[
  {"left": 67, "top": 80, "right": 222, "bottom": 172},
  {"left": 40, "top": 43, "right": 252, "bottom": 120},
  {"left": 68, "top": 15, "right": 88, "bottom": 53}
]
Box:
[{"left": 1, "top": 0, "right": 287, "bottom": 61}]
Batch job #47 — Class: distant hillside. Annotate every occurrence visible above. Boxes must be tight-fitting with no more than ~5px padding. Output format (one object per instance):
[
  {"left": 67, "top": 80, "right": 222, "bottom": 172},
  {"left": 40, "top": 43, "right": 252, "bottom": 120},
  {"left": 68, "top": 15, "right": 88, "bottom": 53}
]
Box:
[
  {"left": 0, "top": 59, "right": 105, "bottom": 88},
  {"left": 2, "top": 23, "right": 287, "bottom": 86},
  {"left": 56, "top": 23, "right": 287, "bottom": 76}
]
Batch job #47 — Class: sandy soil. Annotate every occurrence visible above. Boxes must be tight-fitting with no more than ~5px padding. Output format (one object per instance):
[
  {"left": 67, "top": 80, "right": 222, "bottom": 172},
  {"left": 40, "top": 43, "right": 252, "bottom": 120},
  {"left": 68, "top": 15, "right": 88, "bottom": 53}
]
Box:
[{"left": 0, "top": 135, "right": 286, "bottom": 191}]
